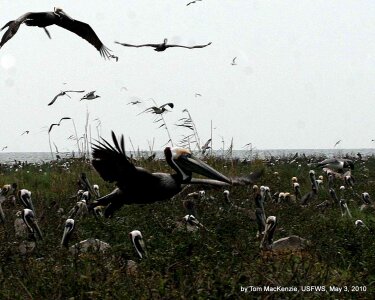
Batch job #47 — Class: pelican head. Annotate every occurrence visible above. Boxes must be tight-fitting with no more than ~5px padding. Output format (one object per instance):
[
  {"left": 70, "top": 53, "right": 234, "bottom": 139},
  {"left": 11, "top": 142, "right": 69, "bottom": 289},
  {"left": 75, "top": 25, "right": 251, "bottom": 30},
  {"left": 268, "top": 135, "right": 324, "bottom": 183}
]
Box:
[
  {"left": 362, "top": 192, "right": 371, "bottom": 204},
  {"left": 129, "top": 230, "right": 146, "bottom": 259},
  {"left": 18, "top": 189, "right": 34, "bottom": 211},
  {"left": 54, "top": 7, "right": 74, "bottom": 20},
  {"left": 223, "top": 190, "right": 230, "bottom": 201},
  {"left": 291, "top": 177, "right": 298, "bottom": 183},
  {"left": 61, "top": 218, "right": 75, "bottom": 247},
  {"left": 22, "top": 209, "right": 43, "bottom": 240},
  {"left": 163, "top": 38, "right": 168, "bottom": 45},
  {"left": 165, "top": 147, "right": 231, "bottom": 184},
  {"left": 261, "top": 216, "right": 276, "bottom": 249},
  {"left": 93, "top": 184, "right": 100, "bottom": 197}
]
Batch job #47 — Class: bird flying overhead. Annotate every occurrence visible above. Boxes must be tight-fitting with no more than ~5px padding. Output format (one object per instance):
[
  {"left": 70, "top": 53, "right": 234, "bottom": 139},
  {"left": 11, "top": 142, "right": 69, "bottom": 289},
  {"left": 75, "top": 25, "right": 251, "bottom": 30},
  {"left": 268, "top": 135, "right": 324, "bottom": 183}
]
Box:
[
  {"left": 81, "top": 91, "right": 100, "bottom": 100},
  {"left": 48, "top": 90, "right": 85, "bottom": 106},
  {"left": 1, "top": 146, "right": 7, "bottom": 151},
  {"left": 231, "top": 57, "right": 237, "bottom": 65},
  {"left": 115, "top": 39, "right": 211, "bottom": 52},
  {"left": 21, "top": 130, "right": 30, "bottom": 135},
  {"left": 186, "top": 0, "right": 202, "bottom": 6},
  {"left": 48, "top": 117, "right": 71, "bottom": 133},
  {"left": 334, "top": 140, "right": 342, "bottom": 148},
  {"left": 137, "top": 103, "right": 174, "bottom": 115},
  {"left": 0, "top": 7, "right": 112, "bottom": 58},
  {"left": 127, "top": 100, "right": 141, "bottom": 105}
]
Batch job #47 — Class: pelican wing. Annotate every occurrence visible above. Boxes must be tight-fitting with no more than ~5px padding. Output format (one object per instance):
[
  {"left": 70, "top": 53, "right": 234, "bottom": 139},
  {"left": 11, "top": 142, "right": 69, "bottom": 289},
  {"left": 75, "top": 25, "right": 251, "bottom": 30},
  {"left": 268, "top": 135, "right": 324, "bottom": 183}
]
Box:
[
  {"left": 56, "top": 16, "right": 111, "bottom": 58},
  {"left": 115, "top": 41, "right": 160, "bottom": 48},
  {"left": 167, "top": 42, "right": 212, "bottom": 49},
  {"left": 92, "top": 132, "right": 157, "bottom": 187}
]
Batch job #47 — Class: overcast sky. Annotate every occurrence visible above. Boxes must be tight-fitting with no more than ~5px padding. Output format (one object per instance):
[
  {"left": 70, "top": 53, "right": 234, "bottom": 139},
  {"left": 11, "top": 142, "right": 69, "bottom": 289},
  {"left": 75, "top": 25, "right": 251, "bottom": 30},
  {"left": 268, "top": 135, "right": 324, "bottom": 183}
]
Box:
[{"left": 1, "top": 0, "right": 375, "bottom": 152}]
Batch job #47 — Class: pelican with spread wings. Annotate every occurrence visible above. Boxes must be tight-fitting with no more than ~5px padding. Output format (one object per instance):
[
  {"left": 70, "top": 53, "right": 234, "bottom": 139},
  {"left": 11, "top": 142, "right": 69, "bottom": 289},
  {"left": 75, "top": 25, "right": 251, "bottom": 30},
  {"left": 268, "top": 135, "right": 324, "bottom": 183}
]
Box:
[
  {"left": 115, "top": 38, "right": 211, "bottom": 52},
  {"left": 1, "top": 7, "right": 111, "bottom": 58}
]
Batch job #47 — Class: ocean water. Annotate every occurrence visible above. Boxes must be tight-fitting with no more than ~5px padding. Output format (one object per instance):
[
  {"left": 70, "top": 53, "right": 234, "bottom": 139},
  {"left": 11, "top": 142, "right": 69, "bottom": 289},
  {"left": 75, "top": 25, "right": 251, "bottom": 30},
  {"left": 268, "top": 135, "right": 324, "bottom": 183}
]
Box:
[{"left": 1, "top": 149, "right": 374, "bottom": 164}]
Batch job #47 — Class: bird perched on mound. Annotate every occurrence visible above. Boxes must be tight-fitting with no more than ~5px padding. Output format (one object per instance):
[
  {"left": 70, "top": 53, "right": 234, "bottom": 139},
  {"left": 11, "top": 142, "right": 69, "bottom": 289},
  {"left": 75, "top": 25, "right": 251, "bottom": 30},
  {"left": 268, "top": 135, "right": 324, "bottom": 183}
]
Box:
[
  {"left": 89, "top": 132, "right": 263, "bottom": 217},
  {"left": 260, "top": 216, "right": 309, "bottom": 252},
  {"left": 0, "top": 7, "right": 112, "bottom": 58}
]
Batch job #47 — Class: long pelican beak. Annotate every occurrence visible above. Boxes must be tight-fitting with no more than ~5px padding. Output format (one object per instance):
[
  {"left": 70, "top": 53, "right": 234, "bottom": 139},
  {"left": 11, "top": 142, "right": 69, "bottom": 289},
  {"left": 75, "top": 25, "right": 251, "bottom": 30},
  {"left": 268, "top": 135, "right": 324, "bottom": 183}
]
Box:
[
  {"left": 61, "top": 219, "right": 75, "bottom": 247},
  {"left": 175, "top": 153, "right": 232, "bottom": 184},
  {"left": 23, "top": 209, "right": 43, "bottom": 240}
]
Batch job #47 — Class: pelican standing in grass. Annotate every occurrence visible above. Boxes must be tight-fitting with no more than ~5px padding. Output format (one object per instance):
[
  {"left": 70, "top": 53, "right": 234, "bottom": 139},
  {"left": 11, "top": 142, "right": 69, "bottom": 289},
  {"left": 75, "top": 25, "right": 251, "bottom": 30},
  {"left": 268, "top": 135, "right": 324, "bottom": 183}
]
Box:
[
  {"left": 129, "top": 230, "right": 146, "bottom": 259},
  {"left": 18, "top": 189, "right": 35, "bottom": 213},
  {"left": 1, "top": 7, "right": 112, "bottom": 58},
  {"left": 61, "top": 218, "right": 110, "bottom": 254},
  {"left": 260, "top": 216, "right": 309, "bottom": 251},
  {"left": 89, "top": 132, "right": 263, "bottom": 217}
]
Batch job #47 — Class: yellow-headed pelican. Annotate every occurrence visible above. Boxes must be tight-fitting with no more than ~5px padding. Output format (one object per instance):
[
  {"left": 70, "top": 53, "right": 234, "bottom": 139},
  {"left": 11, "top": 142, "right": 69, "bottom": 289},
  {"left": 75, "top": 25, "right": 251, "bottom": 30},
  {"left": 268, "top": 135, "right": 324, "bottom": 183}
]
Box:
[{"left": 1, "top": 7, "right": 111, "bottom": 58}]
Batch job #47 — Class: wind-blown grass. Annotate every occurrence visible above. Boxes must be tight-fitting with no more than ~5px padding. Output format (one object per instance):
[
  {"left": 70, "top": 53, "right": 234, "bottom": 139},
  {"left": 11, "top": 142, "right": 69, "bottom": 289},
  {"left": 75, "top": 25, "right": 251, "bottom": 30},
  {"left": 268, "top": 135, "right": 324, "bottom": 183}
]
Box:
[{"left": 0, "top": 155, "right": 374, "bottom": 299}]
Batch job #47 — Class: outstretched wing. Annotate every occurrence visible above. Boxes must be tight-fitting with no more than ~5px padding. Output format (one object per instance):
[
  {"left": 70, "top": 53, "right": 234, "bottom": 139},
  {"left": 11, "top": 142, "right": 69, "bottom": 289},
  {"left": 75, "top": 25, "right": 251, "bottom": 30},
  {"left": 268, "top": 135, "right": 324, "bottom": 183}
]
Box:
[
  {"left": 92, "top": 132, "right": 156, "bottom": 188},
  {"left": 167, "top": 42, "right": 212, "bottom": 49},
  {"left": 159, "top": 102, "right": 174, "bottom": 109},
  {"left": 115, "top": 41, "right": 160, "bottom": 48},
  {"left": 48, "top": 93, "right": 64, "bottom": 106},
  {"left": 56, "top": 15, "right": 111, "bottom": 58}
]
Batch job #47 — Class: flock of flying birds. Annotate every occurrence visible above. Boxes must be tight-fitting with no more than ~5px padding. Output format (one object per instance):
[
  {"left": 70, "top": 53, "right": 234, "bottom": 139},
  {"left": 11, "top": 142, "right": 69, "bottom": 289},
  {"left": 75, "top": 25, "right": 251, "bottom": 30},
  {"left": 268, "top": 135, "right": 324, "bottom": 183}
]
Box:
[
  {"left": 0, "top": 7, "right": 213, "bottom": 59},
  {"left": 2, "top": 5, "right": 373, "bottom": 271}
]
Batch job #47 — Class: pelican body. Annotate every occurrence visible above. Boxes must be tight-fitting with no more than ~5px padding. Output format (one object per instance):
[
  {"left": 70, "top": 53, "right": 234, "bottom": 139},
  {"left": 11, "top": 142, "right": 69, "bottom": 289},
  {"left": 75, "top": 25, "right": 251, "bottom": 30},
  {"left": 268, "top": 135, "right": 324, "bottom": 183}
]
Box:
[
  {"left": 1, "top": 8, "right": 111, "bottom": 58},
  {"left": 90, "top": 132, "right": 238, "bottom": 217},
  {"left": 261, "top": 216, "right": 308, "bottom": 251}
]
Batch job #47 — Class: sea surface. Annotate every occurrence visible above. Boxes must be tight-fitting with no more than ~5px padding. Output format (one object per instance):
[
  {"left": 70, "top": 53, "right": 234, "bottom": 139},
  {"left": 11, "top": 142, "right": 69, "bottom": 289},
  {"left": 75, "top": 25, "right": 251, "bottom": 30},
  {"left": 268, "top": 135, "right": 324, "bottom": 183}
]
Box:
[{"left": 1, "top": 149, "right": 374, "bottom": 164}]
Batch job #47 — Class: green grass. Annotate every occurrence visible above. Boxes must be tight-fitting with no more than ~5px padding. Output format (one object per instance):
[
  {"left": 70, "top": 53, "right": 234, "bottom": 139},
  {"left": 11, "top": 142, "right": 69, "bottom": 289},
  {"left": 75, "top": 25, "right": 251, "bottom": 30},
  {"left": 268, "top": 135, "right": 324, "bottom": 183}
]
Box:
[{"left": 0, "top": 156, "right": 374, "bottom": 299}]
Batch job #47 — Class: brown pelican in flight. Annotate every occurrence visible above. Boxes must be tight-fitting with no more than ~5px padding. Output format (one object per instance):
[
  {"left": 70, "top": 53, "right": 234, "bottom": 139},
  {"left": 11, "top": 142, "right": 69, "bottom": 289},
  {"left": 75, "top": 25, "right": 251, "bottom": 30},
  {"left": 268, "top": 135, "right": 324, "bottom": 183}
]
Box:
[
  {"left": 231, "top": 57, "right": 237, "bottom": 65},
  {"left": 48, "top": 90, "right": 85, "bottom": 106},
  {"left": 137, "top": 102, "right": 174, "bottom": 115},
  {"left": 89, "top": 132, "right": 262, "bottom": 217},
  {"left": 21, "top": 130, "right": 30, "bottom": 135},
  {"left": 0, "top": 7, "right": 111, "bottom": 58},
  {"left": 81, "top": 91, "right": 100, "bottom": 101},
  {"left": 115, "top": 39, "right": 211, "bottom": 52},
  {"left": 127, "top": 100, "right": 142, "bottom": 106}
]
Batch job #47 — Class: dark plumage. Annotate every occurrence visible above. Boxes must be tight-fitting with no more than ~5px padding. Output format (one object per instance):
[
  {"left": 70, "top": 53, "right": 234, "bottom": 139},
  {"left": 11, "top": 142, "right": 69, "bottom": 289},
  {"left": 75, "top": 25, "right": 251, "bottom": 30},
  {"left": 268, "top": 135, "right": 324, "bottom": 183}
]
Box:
[
  {"left": 1, "top": 7, "right": 111, "bottom": 58},
  {"left": 48, "top": 90, "right": 85, "bottom": 106},
  {"left": 90, "top": 132, "right": 262, "bottom": 217},
  {"left": 115, "top": 38, "right": 211, "bottom": 52}
]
